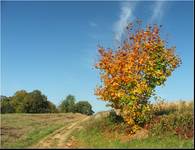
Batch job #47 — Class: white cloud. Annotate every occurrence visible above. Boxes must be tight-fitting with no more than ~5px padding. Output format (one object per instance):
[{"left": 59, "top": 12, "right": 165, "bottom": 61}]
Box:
[
  {"left": 149, "top": 1, "right": 166, "bottom": 23},
  {"left": 89, "top": 21, "right": 98, "bottom": 27},
  {"left": 113, "top": 1, "right": 136, "bottom": 45},
  {"left": 113, "top": 1, "right": 167, "bottom": 46}
]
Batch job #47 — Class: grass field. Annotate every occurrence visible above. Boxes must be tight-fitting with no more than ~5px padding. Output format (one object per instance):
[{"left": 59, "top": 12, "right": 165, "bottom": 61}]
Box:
[{"left": 0, "top": 113, "right": 85, "bottom": 148}]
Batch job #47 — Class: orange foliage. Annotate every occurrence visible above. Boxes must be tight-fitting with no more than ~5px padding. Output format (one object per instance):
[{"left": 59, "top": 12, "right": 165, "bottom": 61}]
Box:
[{"left": 95, "top": 20, "right": 181, "bottom": 133}]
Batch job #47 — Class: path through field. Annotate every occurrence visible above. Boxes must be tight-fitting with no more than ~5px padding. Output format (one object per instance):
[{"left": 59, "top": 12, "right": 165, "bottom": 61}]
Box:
[{"left": 31, "top": 115, "right": 90, "bottom": 148}]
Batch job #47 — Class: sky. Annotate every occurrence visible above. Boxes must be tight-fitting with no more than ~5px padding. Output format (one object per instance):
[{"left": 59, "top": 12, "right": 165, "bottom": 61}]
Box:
[{"left": 1, "top": 1, "right": 194, "bottom": 113}]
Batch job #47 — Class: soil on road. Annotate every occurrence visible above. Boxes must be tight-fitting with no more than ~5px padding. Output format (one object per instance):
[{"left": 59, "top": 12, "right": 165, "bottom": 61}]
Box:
[{"left": 31, "top": 114, "right": 90, "bottom": 148}]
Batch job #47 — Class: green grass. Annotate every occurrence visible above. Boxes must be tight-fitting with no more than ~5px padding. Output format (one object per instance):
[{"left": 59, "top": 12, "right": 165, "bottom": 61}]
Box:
[
  {"left": 70, "top": 110, "right": 194, "bottom": 149},
  {"left": 0, "top": 113, "right": 80, "bottom": 148},
  {"left": 73, "top": 127, "right": 193, "bottom": 148}
]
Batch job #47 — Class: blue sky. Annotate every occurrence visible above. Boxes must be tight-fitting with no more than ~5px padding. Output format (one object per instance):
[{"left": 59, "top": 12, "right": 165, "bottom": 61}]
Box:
[{"left": 1, "top": 1, "right": 194, "bottom": 112}]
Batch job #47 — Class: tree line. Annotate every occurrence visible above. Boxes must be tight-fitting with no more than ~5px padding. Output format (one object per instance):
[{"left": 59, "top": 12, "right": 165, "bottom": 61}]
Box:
[{"left": 0, "top": 90, "right": 94, "bottom": 115}]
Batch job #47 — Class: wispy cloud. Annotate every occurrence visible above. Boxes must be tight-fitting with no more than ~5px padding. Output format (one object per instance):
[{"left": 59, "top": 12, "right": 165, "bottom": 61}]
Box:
[
  {"left": 149, "top": 1, "right": 166, "bottom": 23},
  {"left": 89, "top": 21, "right": 98, "bottom": 27},
  {"left": 113, "top": 1, "right": 136, "bottom": 46},
  {"left": 113, "top": 1, "right": 167, "bottom": 46}
]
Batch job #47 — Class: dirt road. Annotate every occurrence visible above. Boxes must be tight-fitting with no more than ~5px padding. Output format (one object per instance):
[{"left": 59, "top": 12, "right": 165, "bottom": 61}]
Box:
[{"left": 31, "top": 114, "right": 90, "bottom": 148}]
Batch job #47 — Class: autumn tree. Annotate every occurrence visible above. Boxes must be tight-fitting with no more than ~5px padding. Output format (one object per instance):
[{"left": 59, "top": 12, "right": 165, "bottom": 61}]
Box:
[{"left": 95, "top": 20, "right": 181, "bottom": 133}]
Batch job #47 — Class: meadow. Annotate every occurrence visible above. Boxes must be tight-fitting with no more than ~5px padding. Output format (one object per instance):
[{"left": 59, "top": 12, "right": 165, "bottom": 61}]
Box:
[{"left": 0, "top": 113, "right": 86, "bottom": 148}]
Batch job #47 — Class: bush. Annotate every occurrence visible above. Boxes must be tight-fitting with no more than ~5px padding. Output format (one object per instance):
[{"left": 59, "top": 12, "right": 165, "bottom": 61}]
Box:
[
  {"left": 108, "top": 109, "right": 124, "bottom": 124},
  {"left": 147, "top": 110, "right": 193, "bottom": 139}
]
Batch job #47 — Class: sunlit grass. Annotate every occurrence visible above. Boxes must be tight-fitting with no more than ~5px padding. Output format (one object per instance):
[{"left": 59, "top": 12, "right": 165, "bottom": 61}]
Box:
[
  {"left": 0, "top": 113, "right": 77, "bottom": 148},
  {"left": 70, "top": 100, "right": 194, "bottom": 149}
]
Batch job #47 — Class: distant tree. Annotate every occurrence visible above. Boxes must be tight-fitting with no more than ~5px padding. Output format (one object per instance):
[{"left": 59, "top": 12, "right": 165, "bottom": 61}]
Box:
[
  {"left": 58, "top": 95, "right": 76, "bottom": 113},
  {"left": 74, "top": 101, "right": 94, "bottom": 115},
  {"left": 0, "top": 96, "right": 15, "bottom": 113},
  {"left": 11, "top": 90, "right": 28, "bottom": 113},
  {"left": 1, "top": 90, "right": 58, "bottom": 113},
  {"left": 23, "top": 90, "right": 49, "bottom": 113},
  {"left": 47, "top": 101, "right": 58, "bottom": 113}
]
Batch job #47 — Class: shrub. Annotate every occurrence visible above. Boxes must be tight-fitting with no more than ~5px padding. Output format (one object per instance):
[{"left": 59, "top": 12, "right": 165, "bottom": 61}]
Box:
[
  {"left": 147, "top": 110, "right": 193, "bottom": 139},
  {"left": 108, "top": 109, "right": 124, "bottom": 124}
]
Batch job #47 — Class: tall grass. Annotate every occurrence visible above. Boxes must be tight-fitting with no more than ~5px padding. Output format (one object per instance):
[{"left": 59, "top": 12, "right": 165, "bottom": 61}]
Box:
[
  {"left": 147, "top": 100, "right": 194, "bottom": 139},
  {"left": 151, "top": 99, "right": 193, "bottom": 116}
]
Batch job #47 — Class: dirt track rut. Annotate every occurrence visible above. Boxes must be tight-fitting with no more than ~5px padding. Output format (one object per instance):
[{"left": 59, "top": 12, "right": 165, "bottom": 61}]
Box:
[{"left": 31, "top": 115, "right": 90, "bottom": 148}]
